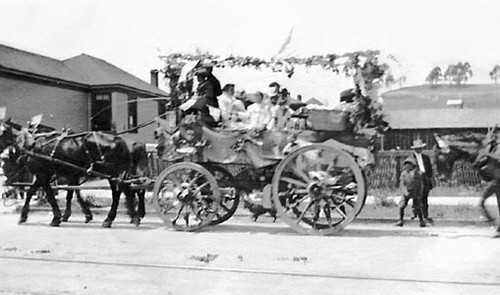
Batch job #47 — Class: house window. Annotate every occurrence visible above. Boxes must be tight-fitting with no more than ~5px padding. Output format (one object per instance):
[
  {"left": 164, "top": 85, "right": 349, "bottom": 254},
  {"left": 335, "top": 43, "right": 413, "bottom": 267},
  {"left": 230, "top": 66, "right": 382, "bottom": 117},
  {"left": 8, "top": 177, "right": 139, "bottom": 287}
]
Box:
[
  {"left": 91, "top": 93, "right": 112, "bottom": 131},
  {"left": 95, "top": 94, "right": 110, "bottom": 101},
  {"left": 128, "top": 96, "right": 138, "bottom": 133}
]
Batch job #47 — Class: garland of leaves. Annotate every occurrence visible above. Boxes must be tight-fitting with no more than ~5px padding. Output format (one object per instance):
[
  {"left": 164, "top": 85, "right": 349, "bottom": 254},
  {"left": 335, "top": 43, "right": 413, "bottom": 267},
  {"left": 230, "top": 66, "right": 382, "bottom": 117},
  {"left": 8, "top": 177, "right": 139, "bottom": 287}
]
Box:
[{"left": 159, "top": 50, "right": 393, "bottom": 134}]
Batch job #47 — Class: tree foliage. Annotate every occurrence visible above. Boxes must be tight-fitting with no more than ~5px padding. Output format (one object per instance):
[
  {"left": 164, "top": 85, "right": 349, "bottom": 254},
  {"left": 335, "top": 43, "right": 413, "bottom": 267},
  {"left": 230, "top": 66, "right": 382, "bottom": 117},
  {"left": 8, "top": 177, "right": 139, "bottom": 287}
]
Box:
[
  {"left": 490, "top": 65, "right": 500, "bottom": 83},
  {"left": 425, "top": 66, "right": 442, "bottom": 85},
  {"left": 443, "top": 62, "right": 472, "bottom": 85}
]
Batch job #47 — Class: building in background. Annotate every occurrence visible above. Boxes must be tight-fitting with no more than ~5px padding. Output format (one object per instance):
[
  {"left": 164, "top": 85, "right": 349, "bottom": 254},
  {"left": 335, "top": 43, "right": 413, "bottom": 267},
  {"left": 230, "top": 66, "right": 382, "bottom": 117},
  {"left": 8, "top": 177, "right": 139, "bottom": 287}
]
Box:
[
  {"left": 0, "top": 44, "right": 168, "bottom": 143},
  {"left": 380, "top": 84, "right": 500, "bottom": 150}
]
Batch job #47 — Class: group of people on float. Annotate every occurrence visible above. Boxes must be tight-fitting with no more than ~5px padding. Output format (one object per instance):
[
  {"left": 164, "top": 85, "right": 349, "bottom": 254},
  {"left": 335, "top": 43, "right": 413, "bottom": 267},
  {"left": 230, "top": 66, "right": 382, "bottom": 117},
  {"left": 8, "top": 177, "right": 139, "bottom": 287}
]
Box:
[{"left": 189, "top": 63, "right": 293, "bottom": 131}]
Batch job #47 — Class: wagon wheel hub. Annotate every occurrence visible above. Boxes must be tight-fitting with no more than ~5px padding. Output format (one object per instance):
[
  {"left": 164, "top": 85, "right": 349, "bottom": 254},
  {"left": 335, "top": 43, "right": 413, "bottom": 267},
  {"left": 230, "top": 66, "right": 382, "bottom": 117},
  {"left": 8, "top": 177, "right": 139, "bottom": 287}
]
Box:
[
  {"left": 307, "top": 182, "right": 327, "bottom": 201},
  {"left": 177, "top": 185, "right": 195, "bottom": 203}
]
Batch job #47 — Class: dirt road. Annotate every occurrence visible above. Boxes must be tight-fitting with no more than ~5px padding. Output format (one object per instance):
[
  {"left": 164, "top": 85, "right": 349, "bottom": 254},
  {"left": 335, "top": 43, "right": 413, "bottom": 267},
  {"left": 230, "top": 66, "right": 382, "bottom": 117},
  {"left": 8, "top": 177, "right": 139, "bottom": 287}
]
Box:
[{"left": 0, "top": 212, "right": 499, "bottom": 295}]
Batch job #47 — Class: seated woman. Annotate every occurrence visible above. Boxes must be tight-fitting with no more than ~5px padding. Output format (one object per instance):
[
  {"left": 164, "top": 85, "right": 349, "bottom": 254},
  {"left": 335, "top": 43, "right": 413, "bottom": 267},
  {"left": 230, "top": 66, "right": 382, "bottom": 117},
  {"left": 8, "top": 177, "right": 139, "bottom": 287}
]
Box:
[
  {"left": 268, "top": 89, "right": 293, "bottom": 130},
  {"left": 223, "top": 88, "right": 249, "bottom": 129},
  {"left": 246, "top": 91, "right": 272, "bottom": 130}
]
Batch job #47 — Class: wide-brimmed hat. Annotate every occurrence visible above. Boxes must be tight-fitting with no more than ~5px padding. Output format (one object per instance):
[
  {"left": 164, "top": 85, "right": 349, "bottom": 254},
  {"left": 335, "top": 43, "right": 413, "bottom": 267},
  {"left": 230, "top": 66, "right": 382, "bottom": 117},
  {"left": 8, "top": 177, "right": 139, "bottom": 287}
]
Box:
[
  {"left": 201, "top": 62, "right": 215, "bottom": 68},
  {"left": 411, "top": 139, "right": 427, "bottom": 149},
  {"left": 403, "top": 157, "right": 417, "bottom": 166},
  {"left": 193, "top": 67, "right": 209, "bottom": 76}
]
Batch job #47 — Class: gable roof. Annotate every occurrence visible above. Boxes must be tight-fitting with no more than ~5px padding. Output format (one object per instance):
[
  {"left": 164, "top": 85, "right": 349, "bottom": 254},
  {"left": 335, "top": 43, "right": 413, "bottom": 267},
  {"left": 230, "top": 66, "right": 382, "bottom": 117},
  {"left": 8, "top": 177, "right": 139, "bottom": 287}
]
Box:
[
  {"left": 0, "top": 44, "right": 166, "bottom": 97},
  {"left": 63, "top": 54, "right": 166, "bottom": 95},
  {"left": 305, "top": 98, "right": 323, "bottom": 105}
]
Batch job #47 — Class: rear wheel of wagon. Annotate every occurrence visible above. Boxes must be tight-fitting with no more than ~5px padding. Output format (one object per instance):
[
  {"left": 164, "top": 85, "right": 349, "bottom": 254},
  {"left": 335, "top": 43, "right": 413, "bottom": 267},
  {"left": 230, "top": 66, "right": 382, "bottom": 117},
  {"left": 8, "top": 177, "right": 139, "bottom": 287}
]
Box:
[
  {"left": 206, "top": 165, "right": 240, "bottom": 226},
  {"left": 271, "top": 144, "right": 366, "bottom": 236},
  {"left": 152, "top": 162, "right": 220, "bottom": 231}
]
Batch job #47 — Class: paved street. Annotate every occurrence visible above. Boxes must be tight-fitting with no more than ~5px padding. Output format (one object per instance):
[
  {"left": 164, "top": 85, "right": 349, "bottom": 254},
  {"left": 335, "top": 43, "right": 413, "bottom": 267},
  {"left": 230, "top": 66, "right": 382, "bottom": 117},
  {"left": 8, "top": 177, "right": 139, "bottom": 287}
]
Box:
[{"left": 0, "top": 212, "right": 499, "bottom": 295}]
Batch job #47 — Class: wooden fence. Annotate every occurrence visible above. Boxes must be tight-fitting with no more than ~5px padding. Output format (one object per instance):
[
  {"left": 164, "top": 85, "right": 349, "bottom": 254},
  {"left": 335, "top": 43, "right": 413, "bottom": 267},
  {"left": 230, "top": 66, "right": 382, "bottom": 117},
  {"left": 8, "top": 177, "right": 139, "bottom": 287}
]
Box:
[{"left": 368, "top": 151, "right": 484, "bottom": 190}]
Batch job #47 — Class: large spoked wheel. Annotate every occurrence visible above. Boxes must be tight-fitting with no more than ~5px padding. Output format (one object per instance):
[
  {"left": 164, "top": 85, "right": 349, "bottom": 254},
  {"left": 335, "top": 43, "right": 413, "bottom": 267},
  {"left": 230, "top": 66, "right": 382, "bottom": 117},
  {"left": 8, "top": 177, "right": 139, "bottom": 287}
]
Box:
[
  {"left": 272, "top": 144, "right": 366, "bottom": 236},
  {"left": 152, "top": 162, "right": 220, "bottom": 232},
  {"left": 206, "top": 165, "right": 241, "bottom": 226}
]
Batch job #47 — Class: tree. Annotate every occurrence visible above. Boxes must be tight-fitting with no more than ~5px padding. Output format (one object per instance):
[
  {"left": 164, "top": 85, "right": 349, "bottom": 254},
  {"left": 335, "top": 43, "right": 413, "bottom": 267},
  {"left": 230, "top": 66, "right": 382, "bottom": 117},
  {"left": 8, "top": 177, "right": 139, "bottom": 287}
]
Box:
[
  {"left": 425, "top": 66, "right": 442, "bottom": 85},
  {"left": 490, "top": 65, "right": 500, "bottom": 83},
  {"left": 443, "top": 62, "right": 472, "bottom": 85}
]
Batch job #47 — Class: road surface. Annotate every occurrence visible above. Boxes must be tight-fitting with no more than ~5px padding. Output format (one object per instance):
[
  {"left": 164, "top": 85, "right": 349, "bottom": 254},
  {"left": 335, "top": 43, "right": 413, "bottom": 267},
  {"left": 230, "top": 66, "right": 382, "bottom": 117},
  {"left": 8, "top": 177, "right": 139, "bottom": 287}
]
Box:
[{"left": 0, "top": 212, "right": 499, "bottom": 295}]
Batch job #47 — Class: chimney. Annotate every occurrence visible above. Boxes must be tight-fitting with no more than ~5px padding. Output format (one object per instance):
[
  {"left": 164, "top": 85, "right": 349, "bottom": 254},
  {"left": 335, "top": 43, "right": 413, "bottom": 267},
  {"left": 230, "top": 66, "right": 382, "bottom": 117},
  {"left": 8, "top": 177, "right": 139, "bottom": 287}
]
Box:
[{"left": 150, "top": 69, "right": 159, "bottom": 87}]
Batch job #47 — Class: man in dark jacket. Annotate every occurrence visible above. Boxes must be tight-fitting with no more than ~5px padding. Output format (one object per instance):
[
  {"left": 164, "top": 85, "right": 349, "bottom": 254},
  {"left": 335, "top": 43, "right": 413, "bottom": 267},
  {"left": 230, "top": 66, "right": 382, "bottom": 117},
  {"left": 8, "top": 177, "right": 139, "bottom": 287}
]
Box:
[
  {"left": 182, "top": 67, "right": 220, "bottom": 127},
  {"left": 411, "top": 139, "right": 434, "bottom": 224},
  {"left": 395, "top": 157, "right": 426, "bottom": 227},
  {"left": 202, "top": 62, "right": 222, "bottom": 97}
]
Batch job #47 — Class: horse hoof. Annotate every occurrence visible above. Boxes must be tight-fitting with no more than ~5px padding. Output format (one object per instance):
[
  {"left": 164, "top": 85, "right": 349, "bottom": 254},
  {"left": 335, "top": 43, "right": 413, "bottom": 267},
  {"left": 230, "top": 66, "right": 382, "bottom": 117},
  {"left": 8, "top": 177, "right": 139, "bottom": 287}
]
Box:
[
  {"left": 102, "top": 221, "right": 112, "bottom": 228},
  {"left": 494, "top": 231, "right": 500, "bottom": 239},
  {"left": 132, "top": 216, "right": 141, "bottom": 227},
  {"left": 61, "top": 216, "right": 69, "bottom": 222},
  {"left": 50, "top": 219, "right": 61, "bottom": 227},
  {"left": 18, "top": 217, "right": 27, "bottom": 224},
  {"left": 85, "top": 215, "right": 93, "bottom": 223}
]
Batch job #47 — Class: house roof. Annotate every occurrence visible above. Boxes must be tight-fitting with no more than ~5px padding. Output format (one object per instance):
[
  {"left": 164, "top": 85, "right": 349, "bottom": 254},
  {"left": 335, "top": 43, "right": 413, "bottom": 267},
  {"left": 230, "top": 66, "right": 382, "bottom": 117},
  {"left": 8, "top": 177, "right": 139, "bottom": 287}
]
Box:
[
  {"left": 386, "top": 108, "right": 500, "bottom": 129},
  {"left": 305, "top": 98, "right": 323, "bottom": 105},
  {"left": 382, "top": 84, "right": 500, "bottom": 111},
  {"left": 382, "top": 84, "right": 500, "bottom": 129},
  {"left": 0, "top": 44, "right": 166, "bottom": 97}
]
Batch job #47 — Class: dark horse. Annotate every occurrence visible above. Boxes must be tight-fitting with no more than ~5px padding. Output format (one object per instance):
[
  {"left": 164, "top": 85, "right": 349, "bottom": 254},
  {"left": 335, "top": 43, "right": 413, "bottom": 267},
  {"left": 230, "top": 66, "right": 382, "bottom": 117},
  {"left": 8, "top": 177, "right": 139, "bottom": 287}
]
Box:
[
  {"left": 0, "top": 119, "right": 149, "bottom": 227},
  {"left": 434, "top": 129, "right": 500, "bottom": 237},
  {"left": 1, "top": 144, "right": 94, "bottom": 223}
]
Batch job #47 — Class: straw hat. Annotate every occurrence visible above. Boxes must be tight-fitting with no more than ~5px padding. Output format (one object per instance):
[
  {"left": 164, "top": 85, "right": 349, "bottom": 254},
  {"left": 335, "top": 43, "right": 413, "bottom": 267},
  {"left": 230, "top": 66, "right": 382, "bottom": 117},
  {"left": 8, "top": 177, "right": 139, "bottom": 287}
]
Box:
[{"left": 410, "top": 139, "right": 427, "bottom": 149}]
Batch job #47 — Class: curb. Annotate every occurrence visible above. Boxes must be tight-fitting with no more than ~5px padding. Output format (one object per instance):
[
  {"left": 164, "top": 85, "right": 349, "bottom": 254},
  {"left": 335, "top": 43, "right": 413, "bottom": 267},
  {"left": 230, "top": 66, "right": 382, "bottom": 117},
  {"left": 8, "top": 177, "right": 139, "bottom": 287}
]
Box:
[{"left": 4, "top": 204, "right": 495, "bottom": 228}]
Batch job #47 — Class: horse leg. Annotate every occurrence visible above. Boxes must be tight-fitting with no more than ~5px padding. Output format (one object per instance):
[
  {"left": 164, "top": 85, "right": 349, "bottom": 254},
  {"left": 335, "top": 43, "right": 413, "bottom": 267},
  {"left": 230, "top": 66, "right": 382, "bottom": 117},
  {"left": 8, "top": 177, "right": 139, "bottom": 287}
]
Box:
[
  {"left": 75, "top": 190, "right": 93, "bottom": 223},
  {"left": 102, "top": 181, "right": 121, "bottom": 228},
  {"left": 479, "top": 181, "right": 495, "bottom": 222},
  {"left": 123, "top": 186, "right": 136, "bottom": 222},
  {"left": 61, "top": 190, "right": 73, "bottom": 222},
  {"left": 137, "top": 189, "right": 146, "bottom": 219},
  {"left": 124, "top": 186, "right": 141, "bottom": 226},
  {"left": 41, "top": 181, "right": 61, "bottom": 227},
  {"left": 18, "top": 189, "right": 35, "bottom": 224}
]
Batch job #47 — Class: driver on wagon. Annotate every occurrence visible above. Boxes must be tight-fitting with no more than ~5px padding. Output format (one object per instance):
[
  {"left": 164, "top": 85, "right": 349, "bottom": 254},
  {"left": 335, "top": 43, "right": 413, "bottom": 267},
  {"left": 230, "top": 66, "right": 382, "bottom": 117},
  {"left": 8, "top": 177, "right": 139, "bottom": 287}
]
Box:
[{"left": 181, "top": 67, "right": 221, "bottom": 127}]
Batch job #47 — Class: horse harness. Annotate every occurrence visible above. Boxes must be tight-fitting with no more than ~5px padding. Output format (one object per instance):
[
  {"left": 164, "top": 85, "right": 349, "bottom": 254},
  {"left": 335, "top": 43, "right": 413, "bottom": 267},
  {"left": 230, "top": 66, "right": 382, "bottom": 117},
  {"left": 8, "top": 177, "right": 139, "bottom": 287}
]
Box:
[{"left": 26, "top": 131, "right": 109, "bottom": 177}]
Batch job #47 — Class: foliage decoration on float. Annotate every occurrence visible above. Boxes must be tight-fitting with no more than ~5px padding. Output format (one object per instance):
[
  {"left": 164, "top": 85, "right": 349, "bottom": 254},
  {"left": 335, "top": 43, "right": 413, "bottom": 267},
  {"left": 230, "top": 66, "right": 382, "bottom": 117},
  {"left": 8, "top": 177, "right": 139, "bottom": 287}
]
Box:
[{"left": 159, "top": 50, "right": 397, "bottom": 134}]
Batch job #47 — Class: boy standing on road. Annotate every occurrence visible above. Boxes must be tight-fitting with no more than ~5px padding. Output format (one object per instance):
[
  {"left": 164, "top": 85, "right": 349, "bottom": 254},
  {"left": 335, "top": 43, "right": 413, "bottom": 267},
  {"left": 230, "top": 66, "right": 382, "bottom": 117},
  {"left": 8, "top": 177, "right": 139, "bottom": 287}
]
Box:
[{"left": 395, "top": 157, "right": 427, "bottom": 227}]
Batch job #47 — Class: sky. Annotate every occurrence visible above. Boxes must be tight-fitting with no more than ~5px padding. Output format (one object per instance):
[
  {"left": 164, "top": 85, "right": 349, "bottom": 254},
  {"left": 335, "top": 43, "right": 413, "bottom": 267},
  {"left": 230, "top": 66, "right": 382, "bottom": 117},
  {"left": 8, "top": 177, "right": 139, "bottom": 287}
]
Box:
[{"left": 2, "top": 0, "right": 500, "bottom": 105}]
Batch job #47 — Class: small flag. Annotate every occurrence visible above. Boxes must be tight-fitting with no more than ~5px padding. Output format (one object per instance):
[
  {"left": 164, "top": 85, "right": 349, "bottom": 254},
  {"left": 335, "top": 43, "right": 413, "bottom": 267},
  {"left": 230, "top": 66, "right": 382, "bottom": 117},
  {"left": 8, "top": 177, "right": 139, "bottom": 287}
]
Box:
[
  {"left": 29, "top": 114, "right": 43, "bottom": 128},
  {"left": 276, "top": 27, "right": 294, "bottom": 57}
]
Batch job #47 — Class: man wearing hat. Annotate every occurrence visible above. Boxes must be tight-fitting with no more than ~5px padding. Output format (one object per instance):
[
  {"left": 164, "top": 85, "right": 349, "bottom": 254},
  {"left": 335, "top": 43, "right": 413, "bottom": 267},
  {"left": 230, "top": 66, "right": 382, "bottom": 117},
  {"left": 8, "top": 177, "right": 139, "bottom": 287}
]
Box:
[
  {"left": 396, "top": 156, "right": 426, "bottom": 227},
  {"left": 411, "top": 138, "right": 434, "bottom": 224},
  {"left": 188, "top": 67, "right": 219, "bottom": 126},
  {"left": 201, "top": 62, "right": 222, "bottom": 97}
]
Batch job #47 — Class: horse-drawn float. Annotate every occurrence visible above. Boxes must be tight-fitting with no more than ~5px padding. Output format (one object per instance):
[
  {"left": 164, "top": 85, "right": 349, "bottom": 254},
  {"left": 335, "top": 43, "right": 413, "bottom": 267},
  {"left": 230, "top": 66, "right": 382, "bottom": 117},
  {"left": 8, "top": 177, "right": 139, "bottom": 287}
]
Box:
[{"left": 150, "top": 102, "right": 377, "bottom": 236}]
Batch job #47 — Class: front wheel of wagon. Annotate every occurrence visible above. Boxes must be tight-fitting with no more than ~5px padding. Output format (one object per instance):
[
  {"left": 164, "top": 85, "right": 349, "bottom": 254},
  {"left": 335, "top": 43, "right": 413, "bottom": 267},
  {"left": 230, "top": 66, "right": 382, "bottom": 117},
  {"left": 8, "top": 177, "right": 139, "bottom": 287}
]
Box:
[
  {"left": 271, "top": 144, "right": 366, "bottom": 236},
  {"left": 152, "top": 162, "right": 220, "bottom": 231}
]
